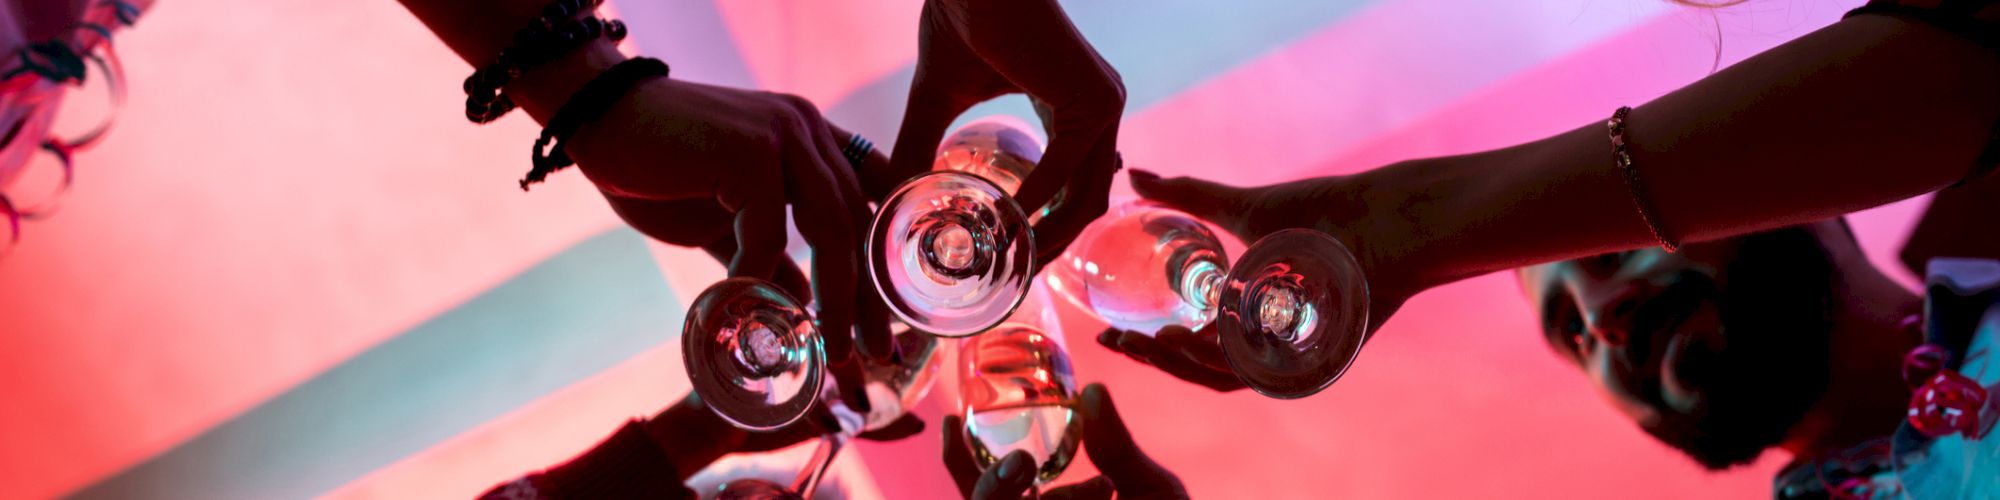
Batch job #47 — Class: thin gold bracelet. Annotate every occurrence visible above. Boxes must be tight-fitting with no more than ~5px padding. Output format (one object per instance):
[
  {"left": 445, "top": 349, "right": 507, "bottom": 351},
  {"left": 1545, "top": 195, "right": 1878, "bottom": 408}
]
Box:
[{"left": 1607, "top": 106, "right": 1679, "bottom": 252}]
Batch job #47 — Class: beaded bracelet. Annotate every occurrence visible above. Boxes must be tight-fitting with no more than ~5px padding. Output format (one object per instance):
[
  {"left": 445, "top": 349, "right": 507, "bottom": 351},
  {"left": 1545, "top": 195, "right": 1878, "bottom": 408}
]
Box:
[
  {"left": 464, "top": 0, "right": 629, "bottom": 124},
  {"left": 521, "top": 57, "right": 670, "bottom": 190},
  {"left": 1607, "top": 106, "right": 1679, "bottom": 253}
]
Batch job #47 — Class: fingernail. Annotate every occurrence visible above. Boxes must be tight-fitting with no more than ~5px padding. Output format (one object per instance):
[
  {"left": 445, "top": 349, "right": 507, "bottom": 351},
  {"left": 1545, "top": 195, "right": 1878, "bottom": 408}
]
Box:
[
  {"left": 1080, "top": 384, "right": 1108, "bottom": 417},
  {"left": 1115, "top": 334, "right": 1140, "bottom": 351},
  {"left": 997, "top": 451, "right": 1033, "bottom": 480},
  {"left": 1097, "top": 329, "right": 1119, "bottom": 347}
]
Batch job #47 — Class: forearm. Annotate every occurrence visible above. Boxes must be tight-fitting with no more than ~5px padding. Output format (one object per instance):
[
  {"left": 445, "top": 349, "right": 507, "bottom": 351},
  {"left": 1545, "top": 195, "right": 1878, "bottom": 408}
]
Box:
[
  {"left": 393, "top": 0, "right": 629, "bottom": 123},
  {"left": 644, "top": 396, "right": 744, "bottom": 481},
  {"left": 517, "top": 419, "right": 698, "bottom": 499},
  {"left": 1357, "top": 128, "right": 1643, "bottom": 288},
  {"left": 1377, "top": 13, "right": 2000, "bottom": 288}
]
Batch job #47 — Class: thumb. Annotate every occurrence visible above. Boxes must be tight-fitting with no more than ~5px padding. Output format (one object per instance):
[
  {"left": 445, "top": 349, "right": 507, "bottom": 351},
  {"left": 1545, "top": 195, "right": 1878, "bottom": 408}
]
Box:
[
  {"left": 1043, "top": 476, "right": 1115, "bottom": 500},
  {"left": 1128, "top": 169, "right": 1252, "bottom": 236},
  {"left": 856, "top": 413, "right": 926, "bottom": 442},
  {"left": 971, "top": 451, "right": 1039, "bottom": 500}
]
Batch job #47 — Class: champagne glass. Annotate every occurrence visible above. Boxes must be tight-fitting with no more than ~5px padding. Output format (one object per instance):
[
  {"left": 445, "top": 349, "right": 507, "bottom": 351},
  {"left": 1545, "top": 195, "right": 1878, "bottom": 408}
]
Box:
[
  {"left": 955, "top": 286, "right": 1082, "bottom": 489},
  {"left": 867, "top": 117, "right": 1044, "bottom": 337},
  {"left": 684, "top": 278, "right": 826, "bottom": 432},
  {"left": 1044, "top": 202, "right": 1370, "bottom": 399},
  {"left": 685, "top": 278, "right": 944, "bottom": 499}
]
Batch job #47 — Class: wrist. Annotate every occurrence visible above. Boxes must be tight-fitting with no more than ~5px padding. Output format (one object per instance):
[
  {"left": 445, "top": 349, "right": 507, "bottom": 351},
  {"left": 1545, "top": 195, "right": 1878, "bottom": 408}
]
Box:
[
  {"left": 644, "top": 397, "right": 743, "bottom": 480},
  {"left": 1359, "top": 123, "right": 1646, "bottom": 290},
  {"left": 1340, "top": 164, "right": 1453, "bottom": 296},
  {"left": 506, "top": 39, "right": 631, "bottom": 124},
  {"left": 537, "top": 420, "right": 693, "bottom": 499}
]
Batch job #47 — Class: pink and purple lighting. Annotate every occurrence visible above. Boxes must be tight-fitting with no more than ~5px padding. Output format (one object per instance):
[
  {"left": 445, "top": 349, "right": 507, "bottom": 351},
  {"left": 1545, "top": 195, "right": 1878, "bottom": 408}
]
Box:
[{"left": 0, "top": 0, "right": 1906, "bottom": 498}]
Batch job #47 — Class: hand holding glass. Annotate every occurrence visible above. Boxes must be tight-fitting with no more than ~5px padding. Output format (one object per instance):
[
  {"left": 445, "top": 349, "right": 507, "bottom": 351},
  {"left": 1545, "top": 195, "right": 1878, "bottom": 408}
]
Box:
[
  {"left": 868, "top": 118, "right": 1047, "bottom": 337},
  {"left": 1046, "top": 202, "right": 1370, "bottom": 398},
  {"left": 954, "top": 286, "right": 1082, "bottom": 489},
  {"left": 682, "top": 278, "right": 942, "bottom": 499}
]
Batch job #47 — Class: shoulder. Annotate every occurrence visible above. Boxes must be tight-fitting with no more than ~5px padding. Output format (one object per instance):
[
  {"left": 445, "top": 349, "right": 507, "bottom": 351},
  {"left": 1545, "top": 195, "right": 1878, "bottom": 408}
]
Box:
[{"left": 1845, "top": 0, "right": 2000, "bottom": 186}]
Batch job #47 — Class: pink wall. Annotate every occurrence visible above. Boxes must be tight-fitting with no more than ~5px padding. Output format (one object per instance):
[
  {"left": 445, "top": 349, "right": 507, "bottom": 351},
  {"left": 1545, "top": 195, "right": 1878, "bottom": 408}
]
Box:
[{"left": 0, "top": 0, "right": 1905, "bottom": 498}]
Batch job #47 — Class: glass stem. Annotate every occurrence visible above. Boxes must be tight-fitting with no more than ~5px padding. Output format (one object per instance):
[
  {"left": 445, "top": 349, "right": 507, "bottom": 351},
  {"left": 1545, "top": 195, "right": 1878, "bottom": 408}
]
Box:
[
  {"left": 1249, "top": 279, "right": 1307, "bottom": 341},
  {"left": 791, "top": 431, "right": 849, "bottom": 499},
  {"left": 1179, "top": 260, "right": 1225, "bottom": 318}
]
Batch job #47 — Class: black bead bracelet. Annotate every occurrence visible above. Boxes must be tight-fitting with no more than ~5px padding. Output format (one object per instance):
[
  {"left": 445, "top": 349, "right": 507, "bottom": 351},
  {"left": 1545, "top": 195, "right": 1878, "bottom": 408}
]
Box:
[
  {"left": 520, "top": 57, "right": 670, "bottom": 190},
  {"left": 464, "top": 0, "right": 629, "bottom": 124}
]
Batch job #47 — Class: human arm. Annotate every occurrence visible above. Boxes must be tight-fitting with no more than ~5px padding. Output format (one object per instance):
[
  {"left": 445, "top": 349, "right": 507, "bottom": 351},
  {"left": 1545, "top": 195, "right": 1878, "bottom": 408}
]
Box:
[
  {"left": 392, "top": 0, "right": 899, "bottom": 363},
  {"left": 878, "top": 0, "right": 1127, "bottom": 264},
  {"left": 1110, "top": 13, "right": 2000, "bottom": 389},
  {"left": 1137, "top": 13, "right": 2000, "bottom": 326}
]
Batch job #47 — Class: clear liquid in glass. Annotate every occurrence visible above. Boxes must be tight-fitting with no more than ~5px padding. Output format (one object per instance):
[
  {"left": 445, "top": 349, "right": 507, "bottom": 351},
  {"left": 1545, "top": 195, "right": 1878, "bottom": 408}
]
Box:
[
  {"left": 934, "top": 116, "right": 1068, "bottom": 221},
  {"left": 934, "top": 116, "right": 1044, "bottom": 196},
  {"left": 1215, "top": 229, "right": 1371, "bottom": 399},
  {"left": 683, "top": 278, "right": 825, "bottom": 431},
  {"left": 957, "top": 323, "right": 1081, "bottom": 484},
  {"left": 868, "top": 172, "right": 1034, "bottom": 337},
  {"left": 788, "top": 323, "right": 945, "bottom": 500},
  {"left": 1045, "top": 203, "right": 1228, "bottom": 333},
  {"left": 868, "top": 116, "right": 1047, "bottom": 337},
  {"left": 825, "top": 324, "right": 943, "bottom": 434},
  {"left": 1044, "top": 199, "right": 1375, "bottom": 400}
]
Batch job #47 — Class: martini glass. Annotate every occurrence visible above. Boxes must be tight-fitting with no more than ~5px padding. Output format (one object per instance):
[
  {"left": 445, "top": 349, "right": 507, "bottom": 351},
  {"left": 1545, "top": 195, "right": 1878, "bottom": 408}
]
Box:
[
  {"left": 1044, "top": 202, "right": 1370, "bottom": 399},
  {"left": 684, "top": 278, "right": 943, "bottom": 499},
  {"left": 867, "top": 117, "right": 1045, "bottom": 337}
]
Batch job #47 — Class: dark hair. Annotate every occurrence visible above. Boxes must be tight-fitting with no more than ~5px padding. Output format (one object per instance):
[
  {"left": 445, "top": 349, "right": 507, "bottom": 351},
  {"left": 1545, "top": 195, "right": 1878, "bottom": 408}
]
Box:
[{"left": 1662, "top": 0, "right": 1740, "bottom": 73}]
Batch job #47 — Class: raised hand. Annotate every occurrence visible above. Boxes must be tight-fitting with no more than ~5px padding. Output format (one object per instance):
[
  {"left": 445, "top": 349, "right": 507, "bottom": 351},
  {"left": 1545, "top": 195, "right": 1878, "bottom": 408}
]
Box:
[
  {"left": 562, "top": 78, "right": 901, "bottom": 372},
  {"left": 396, "top": 0, "right": 903, "bottom": 366},
  {"left": 1128, "top": 169, "right": 1414, "bottom": 335},
  {"left": 881, "top": 0, "right": 1127, "bottom": 264}
]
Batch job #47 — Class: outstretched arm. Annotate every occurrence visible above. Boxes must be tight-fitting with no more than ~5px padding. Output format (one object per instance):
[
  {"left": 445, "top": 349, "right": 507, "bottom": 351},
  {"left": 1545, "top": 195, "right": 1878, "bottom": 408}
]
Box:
[
  {"left": 1142, "top": 13, "right": 2000, "bottom": 301},
  {"left": 390, "top": 0, "right": 900, "bottom": 373},
  {"left": 393, "top": 0, "right": 625, "bottom": 122},
  {"left": 1113, "top": 12, "right": 2000, "bottom": 390},
  {"left": 1389, "top": 13, "right": 2000, "bottom": 286}
]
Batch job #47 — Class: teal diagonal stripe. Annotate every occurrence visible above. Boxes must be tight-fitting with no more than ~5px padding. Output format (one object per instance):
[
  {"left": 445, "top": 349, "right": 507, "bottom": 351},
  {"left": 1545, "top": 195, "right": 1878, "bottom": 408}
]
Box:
[{"left": 68, "top": 228, "right": 680, "bottom": 500}]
